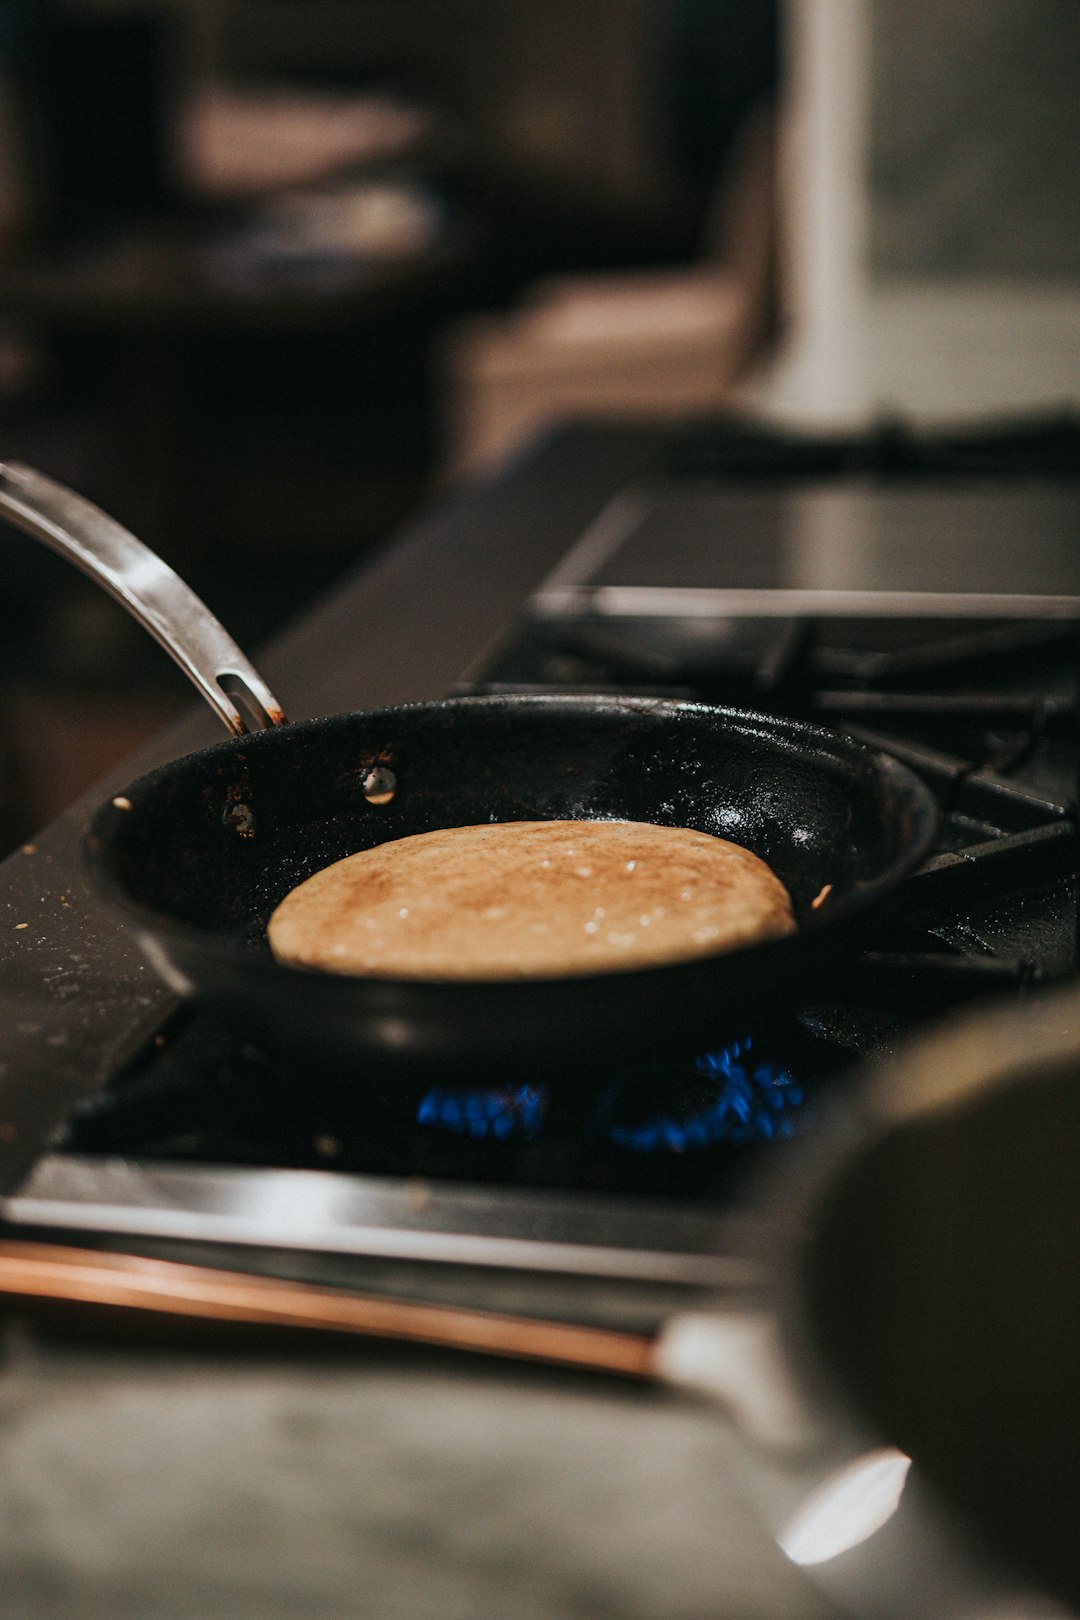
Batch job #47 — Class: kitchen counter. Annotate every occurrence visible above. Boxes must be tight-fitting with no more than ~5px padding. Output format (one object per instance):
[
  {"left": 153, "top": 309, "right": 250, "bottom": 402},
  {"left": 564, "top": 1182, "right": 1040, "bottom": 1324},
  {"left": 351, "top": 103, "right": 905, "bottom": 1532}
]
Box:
[{"left": 0, "top": 425, "right": 838, "bottom": 1619}]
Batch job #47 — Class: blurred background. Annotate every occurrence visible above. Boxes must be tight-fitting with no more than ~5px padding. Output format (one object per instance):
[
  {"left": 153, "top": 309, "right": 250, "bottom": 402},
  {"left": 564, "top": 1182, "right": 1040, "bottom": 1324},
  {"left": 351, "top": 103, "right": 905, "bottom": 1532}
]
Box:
[{"left": 0, "top": 0, "right": 1076, "bottom": 853}]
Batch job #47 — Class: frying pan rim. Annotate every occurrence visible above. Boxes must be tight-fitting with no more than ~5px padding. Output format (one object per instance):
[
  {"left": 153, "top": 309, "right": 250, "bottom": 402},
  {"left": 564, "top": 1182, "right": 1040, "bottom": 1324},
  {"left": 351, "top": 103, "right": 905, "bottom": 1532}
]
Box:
[{"left": 84, "top": 692, "right": 940, "bottom": 994}]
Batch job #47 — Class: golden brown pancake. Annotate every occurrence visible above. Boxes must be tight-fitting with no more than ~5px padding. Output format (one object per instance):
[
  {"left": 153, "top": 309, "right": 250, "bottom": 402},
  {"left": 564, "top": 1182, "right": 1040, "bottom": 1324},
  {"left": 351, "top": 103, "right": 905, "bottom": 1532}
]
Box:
[{"left": 267, "top": 820, "right": 795, "bottom": 981}]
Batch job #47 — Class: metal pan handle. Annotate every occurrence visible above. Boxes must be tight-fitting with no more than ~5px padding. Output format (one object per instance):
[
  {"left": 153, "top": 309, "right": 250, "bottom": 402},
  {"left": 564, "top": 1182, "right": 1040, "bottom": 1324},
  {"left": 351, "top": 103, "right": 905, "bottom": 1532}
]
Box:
[{"left": 0, "top": 462, "right": 287, "bottom": 736}]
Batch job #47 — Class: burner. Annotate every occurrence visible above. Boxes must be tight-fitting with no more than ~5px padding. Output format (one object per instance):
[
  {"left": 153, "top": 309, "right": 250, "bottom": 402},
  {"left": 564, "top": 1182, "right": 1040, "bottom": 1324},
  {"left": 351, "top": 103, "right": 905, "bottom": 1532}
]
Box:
[
  {"left": 607, "top": 1037, "right": 808, "bottom": 1154},
  {"left": 416, "top": 1082, "right": 549, "bottom": 1141}
]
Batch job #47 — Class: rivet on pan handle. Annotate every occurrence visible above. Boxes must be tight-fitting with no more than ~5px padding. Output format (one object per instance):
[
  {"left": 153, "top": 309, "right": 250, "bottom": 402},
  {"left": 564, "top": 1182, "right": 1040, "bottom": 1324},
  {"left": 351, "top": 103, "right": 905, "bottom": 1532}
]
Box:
[{"left": 0, "top": 461, "right": 287, "bottom": 736}]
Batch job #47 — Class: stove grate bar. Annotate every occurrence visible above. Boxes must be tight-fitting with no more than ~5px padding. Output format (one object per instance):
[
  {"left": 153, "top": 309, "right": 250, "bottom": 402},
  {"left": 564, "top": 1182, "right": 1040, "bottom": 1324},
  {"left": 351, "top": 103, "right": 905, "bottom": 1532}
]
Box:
[
  {"left": 846, "top": 725, "right": 1074, "bottom": 829},
  {"left": 844, "top": 951, "right": 1040, "bottom": 1010},
  {"left": 813, "top": 621, "right": 1080, "bottom": 688},
  {"left": 953, "top": 770, "right": 1075, "bottom": 831},
  {"left": 815, "top": 691, "right": 1075, "bottom": 731},
  {"left": 902, "top": 823, "right": 1080, "bottom": 911}
]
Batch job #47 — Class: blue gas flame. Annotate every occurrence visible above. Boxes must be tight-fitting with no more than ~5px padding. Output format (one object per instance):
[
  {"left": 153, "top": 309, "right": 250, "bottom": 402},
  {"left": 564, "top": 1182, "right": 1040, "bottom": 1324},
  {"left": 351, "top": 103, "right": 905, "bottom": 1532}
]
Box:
[
  {"left": 608, "top": 1036, "right": 805, "bottom": 1153},
  {"left": 416, "top": 1082, "right": 549, "bottom": 1141}
]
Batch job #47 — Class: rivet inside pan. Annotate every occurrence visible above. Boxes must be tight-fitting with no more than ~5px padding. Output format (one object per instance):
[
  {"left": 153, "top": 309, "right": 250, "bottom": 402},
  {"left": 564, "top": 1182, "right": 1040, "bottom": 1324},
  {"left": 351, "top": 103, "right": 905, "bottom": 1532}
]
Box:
[
  {"left": 362, "top": 766, "right": 397, "bottom": 805},
  {"left": 223, "top": 802, "right": 257, "bottom": 838}
]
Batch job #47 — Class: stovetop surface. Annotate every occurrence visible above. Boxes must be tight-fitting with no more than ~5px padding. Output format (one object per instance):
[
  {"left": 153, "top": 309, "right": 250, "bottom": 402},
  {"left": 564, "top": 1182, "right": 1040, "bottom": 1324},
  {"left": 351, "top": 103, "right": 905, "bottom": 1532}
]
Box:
[
  {"left": 45, "top": 609, "right": 1080, "bottom": 1211},
  {"left": 12, "top": 413, "right": 1080, "bottom": 1271}
]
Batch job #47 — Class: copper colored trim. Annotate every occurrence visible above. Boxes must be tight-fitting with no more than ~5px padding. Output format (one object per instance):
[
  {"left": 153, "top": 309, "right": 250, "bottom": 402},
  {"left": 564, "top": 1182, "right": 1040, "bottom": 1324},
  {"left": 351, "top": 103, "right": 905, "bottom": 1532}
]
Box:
[{"left": 0, "top": 1242, "right": 656, "bottom": 1378}]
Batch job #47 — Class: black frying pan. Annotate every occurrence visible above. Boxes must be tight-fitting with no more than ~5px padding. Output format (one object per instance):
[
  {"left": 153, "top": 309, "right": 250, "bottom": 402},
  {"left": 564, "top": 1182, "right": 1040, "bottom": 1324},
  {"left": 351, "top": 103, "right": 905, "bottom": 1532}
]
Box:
[{"left": 0, "top": 463, "right": 939, "bottom": 1086}]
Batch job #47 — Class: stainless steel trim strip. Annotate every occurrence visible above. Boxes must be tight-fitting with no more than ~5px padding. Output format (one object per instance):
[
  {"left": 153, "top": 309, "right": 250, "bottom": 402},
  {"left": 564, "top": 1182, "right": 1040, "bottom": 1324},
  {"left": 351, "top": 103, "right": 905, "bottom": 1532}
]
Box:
[
  {"left": 3, "top": 1155, "right": 760, "bottom": 1288},
  {"left": 531, "top": 489, "right": 650, "bottom": 593},
  {"left": 530, "top": 584, "right": 1080, "bottom": 620}
]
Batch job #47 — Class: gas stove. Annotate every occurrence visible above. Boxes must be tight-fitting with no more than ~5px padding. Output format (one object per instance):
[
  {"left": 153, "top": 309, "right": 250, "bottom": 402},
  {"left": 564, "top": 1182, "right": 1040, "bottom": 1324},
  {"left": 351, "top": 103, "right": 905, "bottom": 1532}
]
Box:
[{"left": 6, "top": 414, "right": 1080, "bottom": 1319}]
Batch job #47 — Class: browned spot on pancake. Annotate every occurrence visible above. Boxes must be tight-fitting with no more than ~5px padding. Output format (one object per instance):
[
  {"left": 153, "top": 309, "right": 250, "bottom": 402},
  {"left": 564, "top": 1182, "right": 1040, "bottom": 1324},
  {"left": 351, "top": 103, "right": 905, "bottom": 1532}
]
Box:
[{"left": 268, "top": 820, "right": 796, "bottom": 982}]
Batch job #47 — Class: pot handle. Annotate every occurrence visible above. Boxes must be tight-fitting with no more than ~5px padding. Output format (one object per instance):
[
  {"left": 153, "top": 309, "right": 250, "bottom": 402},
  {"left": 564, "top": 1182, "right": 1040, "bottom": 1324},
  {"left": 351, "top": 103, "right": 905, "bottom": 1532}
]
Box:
[{"left": 0, "top": 462, "right": 287, "bottom": 736}]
